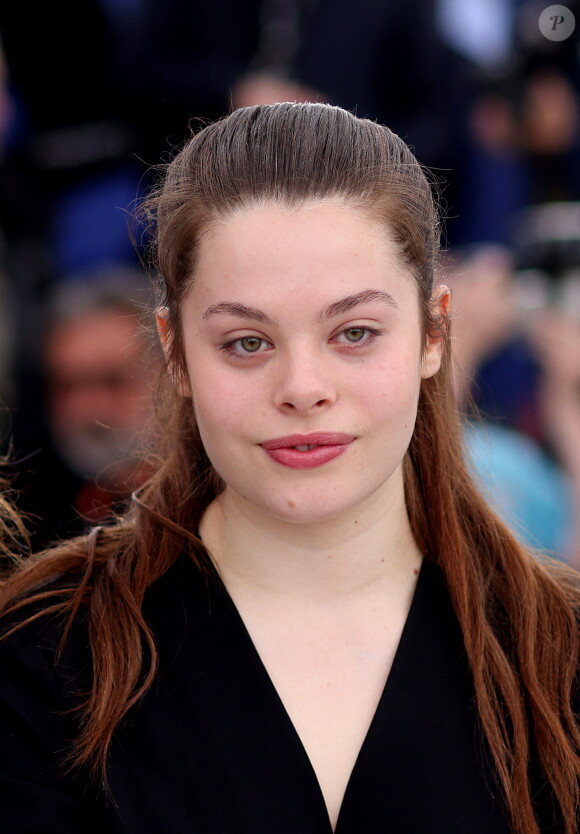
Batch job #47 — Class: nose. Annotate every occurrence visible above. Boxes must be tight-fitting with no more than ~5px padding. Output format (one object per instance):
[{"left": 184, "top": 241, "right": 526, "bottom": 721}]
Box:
[{"left": 272, "top": 344, "right": 338, "bottom": 414}]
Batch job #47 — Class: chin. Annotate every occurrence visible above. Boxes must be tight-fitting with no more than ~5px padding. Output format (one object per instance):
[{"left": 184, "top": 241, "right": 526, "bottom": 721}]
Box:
[{"left": 252, "top": 490, "right": 363, "bottom": 526}]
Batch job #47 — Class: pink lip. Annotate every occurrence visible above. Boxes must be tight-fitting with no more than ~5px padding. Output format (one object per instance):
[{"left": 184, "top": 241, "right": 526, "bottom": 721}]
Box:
[
  {"left": 260, "top": 433, "right": 355, "bottom": 469},
  {"left": 261, "top": 433, "right": 355, "bottom": 450}
]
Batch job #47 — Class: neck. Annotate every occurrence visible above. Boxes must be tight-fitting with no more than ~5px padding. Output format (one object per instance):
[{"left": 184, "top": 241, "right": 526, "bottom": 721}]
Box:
[{"left": 198, "top": 468, "right": 422, "bottom": 604}]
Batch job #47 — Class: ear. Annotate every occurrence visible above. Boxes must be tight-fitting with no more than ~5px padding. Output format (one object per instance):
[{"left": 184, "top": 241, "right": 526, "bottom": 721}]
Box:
[
  {"left": 420, "top": 284, "right": 451, "bottom": 380},
  {"left": 155, "top": 306, "right": 192, "bottom": 397}
]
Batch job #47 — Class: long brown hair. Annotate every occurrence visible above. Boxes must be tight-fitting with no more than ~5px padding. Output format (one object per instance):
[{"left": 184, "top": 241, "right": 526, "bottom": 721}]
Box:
[{"left": 2, "top": 103, "right": 579, "bottom": 832}]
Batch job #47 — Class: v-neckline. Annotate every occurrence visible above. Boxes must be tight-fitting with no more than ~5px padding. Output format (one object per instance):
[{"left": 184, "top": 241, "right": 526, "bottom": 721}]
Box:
[{"left": 207, "top": 557, "right": 429, "bottom": 834}]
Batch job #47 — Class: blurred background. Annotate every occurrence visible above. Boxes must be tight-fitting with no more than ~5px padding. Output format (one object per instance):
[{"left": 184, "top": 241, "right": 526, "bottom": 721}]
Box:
[{"left": 0, "top": 0, "right": 579, "bottom": 562}]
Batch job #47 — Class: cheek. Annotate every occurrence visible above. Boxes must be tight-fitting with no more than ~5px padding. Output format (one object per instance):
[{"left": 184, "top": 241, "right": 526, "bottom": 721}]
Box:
[
  {"left": 188, "top": 365, "right": 261, "bottom": 436},
  {"left": 356, "top": 353, "right": 422, "bottom": 419}
]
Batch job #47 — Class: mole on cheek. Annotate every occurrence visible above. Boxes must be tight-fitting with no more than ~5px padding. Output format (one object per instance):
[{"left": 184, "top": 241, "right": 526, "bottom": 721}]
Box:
[{"left": 287, "top": 499, "right": 296, "bottom": 508}]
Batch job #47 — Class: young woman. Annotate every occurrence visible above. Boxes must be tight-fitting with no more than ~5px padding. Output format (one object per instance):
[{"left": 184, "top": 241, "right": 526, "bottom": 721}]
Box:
[{"left": 1, "top": 102, "right": 579, "bottom": 834}]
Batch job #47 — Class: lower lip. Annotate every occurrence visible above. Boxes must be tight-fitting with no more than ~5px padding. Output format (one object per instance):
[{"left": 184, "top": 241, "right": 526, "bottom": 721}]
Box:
[{"left": 262, "top": 443, "right": 352, "bottom": 468}]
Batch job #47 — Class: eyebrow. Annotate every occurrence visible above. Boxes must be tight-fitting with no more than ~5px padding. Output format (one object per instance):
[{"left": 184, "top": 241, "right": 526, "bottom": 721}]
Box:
[{"left": 201, "top": 289, "right": 398, "bottom": 325}]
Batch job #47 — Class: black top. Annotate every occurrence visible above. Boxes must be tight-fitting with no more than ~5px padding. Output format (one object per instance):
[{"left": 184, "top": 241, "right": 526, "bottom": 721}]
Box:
[{"left": 0, "top": 553, "right": 565, "bottom": 833}]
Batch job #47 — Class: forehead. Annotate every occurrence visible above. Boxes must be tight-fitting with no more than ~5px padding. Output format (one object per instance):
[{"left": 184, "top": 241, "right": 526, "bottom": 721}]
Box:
[{"left": 187, "top": 200, "right": 416, "bottom": 310}]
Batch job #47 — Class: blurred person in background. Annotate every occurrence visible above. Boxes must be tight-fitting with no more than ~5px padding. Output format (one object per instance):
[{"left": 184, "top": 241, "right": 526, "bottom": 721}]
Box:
[
  {"left": 439, "top": 0, "right": 580, "bottom": 442},
  {"left": 528, "top": 308, "right": 580, "bottom": 567},
  {"left": 445, "top": 246, "right": 580, "bottom": 564},
  {"left": 436, "top": 0, "right": 580, "bottom": 245},
  {"left": 11, "top": 268, "right": 159, "bottom": 550}
]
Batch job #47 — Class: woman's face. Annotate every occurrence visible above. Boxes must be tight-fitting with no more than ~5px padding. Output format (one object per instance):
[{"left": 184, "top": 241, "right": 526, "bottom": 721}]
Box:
[{"left": 171, "top": 201, "right": 445, "bottom": 526}]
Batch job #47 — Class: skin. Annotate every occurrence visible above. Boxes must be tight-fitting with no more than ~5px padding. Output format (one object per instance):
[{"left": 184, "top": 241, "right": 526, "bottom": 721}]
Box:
[
  {"left": 157, "top": 200, "right": 448, "bottom": 829},
  {"left": 46, "top": 311, "right": 148, "bottom": 433},
  {"left": 45, "top": 310, "right": 155, "bottom": 483}
]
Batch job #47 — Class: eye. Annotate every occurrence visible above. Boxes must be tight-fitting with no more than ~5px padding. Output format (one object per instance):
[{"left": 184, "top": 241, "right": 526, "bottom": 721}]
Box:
[
  {"left": 219, "top": 335, "right": 272, "bottom": 360},
  {"left": 333, "top": 326, "right": 383, "bottom": 347}
]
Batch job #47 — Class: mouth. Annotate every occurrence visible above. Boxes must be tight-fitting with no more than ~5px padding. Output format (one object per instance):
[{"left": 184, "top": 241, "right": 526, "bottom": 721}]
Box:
[
  {"left": 260, "top": 433, "right": 356, "bottom": 451},
  {"left": 260, "top": 436, "right": 354, "bottom": 469}
]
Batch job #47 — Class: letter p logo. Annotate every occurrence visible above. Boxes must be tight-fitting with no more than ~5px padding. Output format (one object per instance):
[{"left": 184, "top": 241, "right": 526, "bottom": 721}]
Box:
[{"left": 539, "top": 5, "right": 576, "bottom": 40}]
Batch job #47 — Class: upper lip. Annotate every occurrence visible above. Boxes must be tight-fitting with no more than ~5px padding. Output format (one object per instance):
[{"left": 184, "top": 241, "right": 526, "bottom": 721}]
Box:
[{"left": 261, "top": 433, "right": 355, "bottom": 450}]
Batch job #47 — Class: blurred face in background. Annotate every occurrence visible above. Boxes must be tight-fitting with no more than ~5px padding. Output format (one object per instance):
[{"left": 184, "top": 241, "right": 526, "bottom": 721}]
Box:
[{"left": 44, "top": 308, "right": 155, "bottom": 483}]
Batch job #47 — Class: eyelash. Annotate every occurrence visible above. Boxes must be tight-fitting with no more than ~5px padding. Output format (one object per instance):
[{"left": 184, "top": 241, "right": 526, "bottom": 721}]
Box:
[{"left": 218, "top": 326, "right": 385, "bottom": 361}]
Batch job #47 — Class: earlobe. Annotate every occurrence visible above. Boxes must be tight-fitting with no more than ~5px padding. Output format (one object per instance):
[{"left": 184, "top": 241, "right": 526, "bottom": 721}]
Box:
[
  {"left": 420, "top": 285, "right": 451, "bottom": 380},
  {"left": 155, "top": 306, "right": 192, "bottom": 397},
  {"left": 155, "top": 307, "right": 171, "bottom": 356}
]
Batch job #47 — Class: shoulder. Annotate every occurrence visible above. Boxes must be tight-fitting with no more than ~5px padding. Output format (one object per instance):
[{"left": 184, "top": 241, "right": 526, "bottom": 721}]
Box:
[
  {"left": 0, "top": 548, "right": 211, "bottom": 687},
  {"left": 0, "top": 578, "right": 91, "bottom": 710},
  {"left": 0, "top": 531, "right": 111, "bottom": 706}
]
